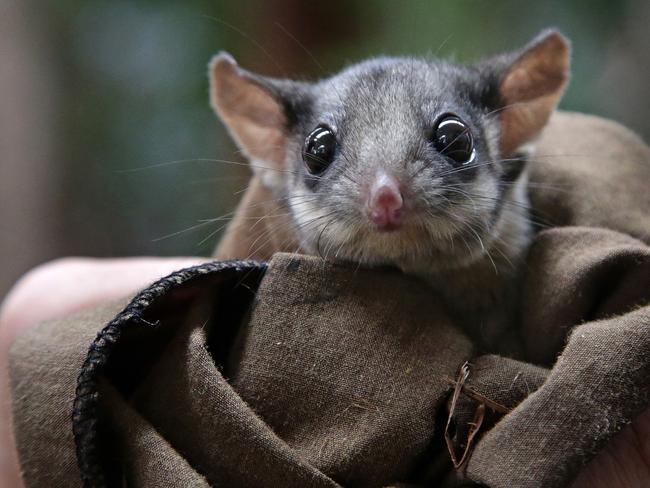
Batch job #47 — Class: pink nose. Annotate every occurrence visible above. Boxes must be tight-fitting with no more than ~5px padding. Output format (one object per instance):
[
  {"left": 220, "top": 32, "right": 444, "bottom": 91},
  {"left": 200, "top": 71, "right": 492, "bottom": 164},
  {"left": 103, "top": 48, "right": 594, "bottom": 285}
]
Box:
[{"left": 367, "top": 172, "right": 404, "bottom": 231}]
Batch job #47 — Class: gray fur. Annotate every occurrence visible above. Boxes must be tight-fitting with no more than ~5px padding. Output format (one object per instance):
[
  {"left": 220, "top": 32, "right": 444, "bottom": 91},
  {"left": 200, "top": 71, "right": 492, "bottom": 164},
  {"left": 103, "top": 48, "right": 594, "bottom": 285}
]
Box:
[
  {"left": 212, "top": 30, "right": 570, "bottom": 352},
  {"left": 257, "top": 56, "right": 530, "bottom": 275}
]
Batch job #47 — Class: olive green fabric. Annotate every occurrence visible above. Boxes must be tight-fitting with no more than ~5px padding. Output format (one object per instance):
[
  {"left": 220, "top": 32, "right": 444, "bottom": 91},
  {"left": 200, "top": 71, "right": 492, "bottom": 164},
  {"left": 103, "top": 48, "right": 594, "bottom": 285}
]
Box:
[
  {"left": 527, "top": 112, "right": 650, "bottom": 242},
  {"left": 9, "top": 300, "right": 130, "bottom": 488},
  {"left": 100, "top": 381, "right": 210, "bottom": 488},
  {"left": 8, "top": 111, "right": 650, "bottom": 488},
  {"left": 457, "top": 228, "right": 650, "bottom": 487},
  {"left": 129, "top": 277, "right": 341, "bottom": 488},
  {"left": 229, "top": 256, "right": 473, "bottom": 486}
]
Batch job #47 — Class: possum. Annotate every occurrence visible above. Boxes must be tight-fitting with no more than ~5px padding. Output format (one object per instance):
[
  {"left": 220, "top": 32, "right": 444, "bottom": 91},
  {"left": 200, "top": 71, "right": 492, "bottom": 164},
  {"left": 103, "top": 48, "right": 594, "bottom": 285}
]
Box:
[{"left": 208, "top": 29, "right": 570, "bottom": 353}]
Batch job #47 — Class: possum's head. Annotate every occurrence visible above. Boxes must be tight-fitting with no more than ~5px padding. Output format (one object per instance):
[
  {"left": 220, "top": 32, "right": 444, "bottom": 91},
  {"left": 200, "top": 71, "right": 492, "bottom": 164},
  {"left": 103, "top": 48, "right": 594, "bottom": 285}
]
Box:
[{"left": 209, "top": 30, "right": 570, "bottom": 270}]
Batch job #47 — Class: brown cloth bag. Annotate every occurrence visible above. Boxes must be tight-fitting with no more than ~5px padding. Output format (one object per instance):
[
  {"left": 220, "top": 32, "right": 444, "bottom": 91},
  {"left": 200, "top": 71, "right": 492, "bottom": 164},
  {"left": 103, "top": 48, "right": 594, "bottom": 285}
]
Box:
[{"left": 8, "top": 112, "right": 650, "bottom": 488}]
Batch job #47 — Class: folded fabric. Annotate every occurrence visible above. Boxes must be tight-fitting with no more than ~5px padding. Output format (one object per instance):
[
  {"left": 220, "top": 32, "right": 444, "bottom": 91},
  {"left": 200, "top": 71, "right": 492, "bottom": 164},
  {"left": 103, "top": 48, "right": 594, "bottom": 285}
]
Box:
[{"left": 8, "top": 111, "right": 650, "bottom": 488}]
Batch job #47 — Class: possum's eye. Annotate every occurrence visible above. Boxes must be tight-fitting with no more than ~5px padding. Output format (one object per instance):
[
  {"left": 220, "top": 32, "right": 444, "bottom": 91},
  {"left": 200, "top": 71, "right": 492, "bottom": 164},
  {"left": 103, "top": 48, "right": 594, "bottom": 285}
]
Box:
[
  {"left": 432, "top": 116, "right": 475, "bottom": 165},
  {"left": 303, "top": 125, "right": 337, "bottom": 174}
]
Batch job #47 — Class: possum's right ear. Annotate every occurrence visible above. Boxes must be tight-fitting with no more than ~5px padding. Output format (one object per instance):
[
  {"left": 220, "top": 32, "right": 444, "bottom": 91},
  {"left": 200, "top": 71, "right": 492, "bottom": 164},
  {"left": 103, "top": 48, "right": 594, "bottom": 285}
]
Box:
[{"left": 209, "top": 53, "right": 293, "bottom": 172}]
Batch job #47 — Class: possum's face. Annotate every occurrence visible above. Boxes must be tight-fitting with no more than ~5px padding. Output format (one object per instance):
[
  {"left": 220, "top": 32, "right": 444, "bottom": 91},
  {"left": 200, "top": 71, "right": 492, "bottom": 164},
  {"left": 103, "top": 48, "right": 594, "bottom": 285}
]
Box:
[
  {"left": 275, "top": 59, "right": 517, "bottom": 268},
  {"left": 210, "top": 31, "right": 569, "bottom": 270}
]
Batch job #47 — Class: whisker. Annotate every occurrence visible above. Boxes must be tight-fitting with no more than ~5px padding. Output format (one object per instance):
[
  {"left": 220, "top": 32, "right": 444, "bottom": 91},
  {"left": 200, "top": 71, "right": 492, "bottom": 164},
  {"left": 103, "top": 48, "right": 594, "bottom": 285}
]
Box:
[
  {"left": 117, "top": 157, "right": 330, "bottom": 181},
  {"left": 203, "top": 15, "right": 285, "bottom": 74},
  {"left": 152, "top": 220, "right": 220, "bottom": 242},
  {"left": 151, "top": 191, "right": 344, "bottom": 243},
  {"left": 274, "top": 22, "right": 325, "bottom": 72}
]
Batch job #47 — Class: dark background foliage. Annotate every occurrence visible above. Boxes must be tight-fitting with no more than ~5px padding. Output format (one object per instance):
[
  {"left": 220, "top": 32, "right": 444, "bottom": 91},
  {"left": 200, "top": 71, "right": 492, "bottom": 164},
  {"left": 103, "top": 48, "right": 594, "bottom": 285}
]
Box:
[{"left": 1, "top": 0, "right": 649, "bottom": 296}]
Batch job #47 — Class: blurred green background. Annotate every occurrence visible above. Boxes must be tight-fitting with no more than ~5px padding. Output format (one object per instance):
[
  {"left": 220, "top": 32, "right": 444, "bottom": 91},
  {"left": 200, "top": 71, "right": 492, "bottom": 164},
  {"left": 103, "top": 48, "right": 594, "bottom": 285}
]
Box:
[{"left": 1, "top": 0, "right": 649, "bottom": 296}]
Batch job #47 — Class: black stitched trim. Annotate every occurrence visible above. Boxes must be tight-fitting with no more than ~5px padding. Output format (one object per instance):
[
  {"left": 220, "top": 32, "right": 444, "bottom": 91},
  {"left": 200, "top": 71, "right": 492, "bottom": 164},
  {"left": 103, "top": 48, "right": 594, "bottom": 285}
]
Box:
[{"left": 72, "top": 259, "right": 266, "bottom": 488}]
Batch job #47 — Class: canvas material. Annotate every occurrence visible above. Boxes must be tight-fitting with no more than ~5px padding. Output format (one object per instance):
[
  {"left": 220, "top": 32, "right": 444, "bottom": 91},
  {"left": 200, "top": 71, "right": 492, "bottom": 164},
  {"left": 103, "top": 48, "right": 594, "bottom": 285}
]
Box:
[{"left": 8, "top": 111, "right": 650, "bottom": 488}]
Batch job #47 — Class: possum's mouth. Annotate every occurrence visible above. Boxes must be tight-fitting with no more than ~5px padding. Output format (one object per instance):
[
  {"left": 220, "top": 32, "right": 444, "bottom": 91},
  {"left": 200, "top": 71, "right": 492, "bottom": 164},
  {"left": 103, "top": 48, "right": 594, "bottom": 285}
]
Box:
[{"left": 304, "top": 214, "right": 490, "bottom": 271}]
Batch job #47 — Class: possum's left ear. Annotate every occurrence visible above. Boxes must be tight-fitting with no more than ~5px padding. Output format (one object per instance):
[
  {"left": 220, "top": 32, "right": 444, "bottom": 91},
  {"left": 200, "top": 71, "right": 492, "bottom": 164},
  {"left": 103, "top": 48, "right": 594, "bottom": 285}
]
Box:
[{"left": 487, "top": 30, "right": 571, "bottom": 155}]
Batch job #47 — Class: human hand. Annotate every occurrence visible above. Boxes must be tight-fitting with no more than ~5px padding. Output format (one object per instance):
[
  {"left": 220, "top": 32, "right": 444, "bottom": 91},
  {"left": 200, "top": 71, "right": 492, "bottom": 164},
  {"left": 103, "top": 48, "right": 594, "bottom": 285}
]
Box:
[{"left": 0, "top": 257, "right": 209, "bottom": 488}]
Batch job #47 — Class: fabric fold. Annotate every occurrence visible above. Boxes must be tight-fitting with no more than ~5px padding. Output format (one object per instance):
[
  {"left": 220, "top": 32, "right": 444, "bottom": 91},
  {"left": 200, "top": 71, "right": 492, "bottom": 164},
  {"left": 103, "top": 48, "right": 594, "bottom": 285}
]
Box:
[
  {"left": 230, "top": 254, "right": 475, "bottom": 486},
  {"left": 7, "top": 112, "right": 650, "bottom": 488}
]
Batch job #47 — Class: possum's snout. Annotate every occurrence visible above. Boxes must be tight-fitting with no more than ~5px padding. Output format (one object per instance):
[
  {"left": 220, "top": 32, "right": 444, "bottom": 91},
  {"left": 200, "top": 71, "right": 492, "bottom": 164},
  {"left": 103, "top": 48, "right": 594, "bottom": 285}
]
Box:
[{"left": 365, "top": 171, "right": 404, "bottom": 232}]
